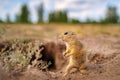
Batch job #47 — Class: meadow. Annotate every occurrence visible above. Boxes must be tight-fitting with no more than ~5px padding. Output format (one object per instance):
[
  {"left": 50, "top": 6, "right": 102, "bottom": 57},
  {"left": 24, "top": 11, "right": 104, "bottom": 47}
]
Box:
[{"left": 0, "top": 24, "right": 120, "bottom": 40}]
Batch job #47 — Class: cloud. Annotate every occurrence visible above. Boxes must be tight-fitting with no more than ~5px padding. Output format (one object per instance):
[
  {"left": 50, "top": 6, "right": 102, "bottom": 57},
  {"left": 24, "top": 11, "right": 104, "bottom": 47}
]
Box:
[
  {"left": 54, "top": 0, "right": 68, "bottom": 10},
  {"left": 0, "top": 0, "right": 24, "bottom": 21},
  {"left": 28, "top": 0, "right": 42, "bottom": 22},
  {"left": 28, "top": 0, "right": 56, "bottom": 22},
  {"left": 0, "top": 0, "right": 18, "bottom": 20},
  {"left": 54, "top": 0, "right": 110, "bottom": 21},
  {"left": 0, "top": 0, "right": 120, "bottom": 22}
]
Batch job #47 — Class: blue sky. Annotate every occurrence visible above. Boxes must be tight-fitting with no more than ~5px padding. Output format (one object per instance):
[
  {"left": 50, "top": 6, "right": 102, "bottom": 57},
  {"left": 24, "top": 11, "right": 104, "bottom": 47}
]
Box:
[{"left": 0, "top": 0, "right": 120, "bottom": 23}]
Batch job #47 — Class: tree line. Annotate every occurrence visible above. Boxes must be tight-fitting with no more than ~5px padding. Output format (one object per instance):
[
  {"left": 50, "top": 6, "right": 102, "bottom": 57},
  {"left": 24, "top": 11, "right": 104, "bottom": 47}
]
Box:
[{"left": 0, "top": 3, "right": 120, "bottom": 24}]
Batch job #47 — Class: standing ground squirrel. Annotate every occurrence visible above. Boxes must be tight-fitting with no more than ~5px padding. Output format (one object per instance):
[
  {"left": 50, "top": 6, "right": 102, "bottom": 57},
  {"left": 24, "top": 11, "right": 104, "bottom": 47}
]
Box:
[{"left": 59, "top": 31, "right": 88, "bottom": 77}]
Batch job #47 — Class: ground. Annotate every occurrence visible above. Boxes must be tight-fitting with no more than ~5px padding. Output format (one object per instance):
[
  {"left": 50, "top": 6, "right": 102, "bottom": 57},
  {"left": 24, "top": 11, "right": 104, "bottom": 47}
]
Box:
[{"left": 0, "top": 24, "right": 120, "bottom": 80}]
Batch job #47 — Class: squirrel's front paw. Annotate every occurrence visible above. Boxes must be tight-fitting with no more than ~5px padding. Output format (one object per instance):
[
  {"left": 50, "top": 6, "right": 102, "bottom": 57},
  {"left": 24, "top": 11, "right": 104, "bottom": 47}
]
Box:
[
  {"left": 63, "top": 52, "right": 70, "bottom": 57},
  {"left": 63, "top": 52, "right": 67, "bottom": 56}
]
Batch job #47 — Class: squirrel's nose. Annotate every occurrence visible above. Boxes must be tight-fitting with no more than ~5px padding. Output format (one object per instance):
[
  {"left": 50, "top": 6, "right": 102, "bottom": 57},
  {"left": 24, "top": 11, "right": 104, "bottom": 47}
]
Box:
[{"left": 58, "top": 35, "right": 62, "bottom": 39}]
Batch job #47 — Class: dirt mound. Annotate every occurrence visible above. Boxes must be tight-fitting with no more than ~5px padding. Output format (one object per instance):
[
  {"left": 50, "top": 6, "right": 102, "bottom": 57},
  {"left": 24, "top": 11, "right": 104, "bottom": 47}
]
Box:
[
  {"left": 0, "top": 66, "right": 9, "bottom": 80},
  {"left": 0, "top": 35, "right": 120, "bottom": 80}
]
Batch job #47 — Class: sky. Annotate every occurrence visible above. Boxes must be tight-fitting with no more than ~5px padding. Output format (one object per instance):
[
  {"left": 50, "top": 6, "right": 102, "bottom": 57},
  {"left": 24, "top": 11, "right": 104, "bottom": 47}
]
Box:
[{"left": 0, "top": 0, "right": 120, "bottom": 23}]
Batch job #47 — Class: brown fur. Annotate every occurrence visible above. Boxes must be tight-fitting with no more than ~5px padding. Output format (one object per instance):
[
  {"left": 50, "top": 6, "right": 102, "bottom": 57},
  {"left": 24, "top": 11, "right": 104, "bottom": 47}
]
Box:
[{"left": 59, "top": 31, "right": 88, "bottom": 77}]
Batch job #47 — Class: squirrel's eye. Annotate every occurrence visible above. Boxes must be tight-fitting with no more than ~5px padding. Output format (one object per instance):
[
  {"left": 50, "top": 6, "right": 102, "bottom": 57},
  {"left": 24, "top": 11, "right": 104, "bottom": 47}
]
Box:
[{"left": 64, "top": 32, "right": 68, "bottom": 35}]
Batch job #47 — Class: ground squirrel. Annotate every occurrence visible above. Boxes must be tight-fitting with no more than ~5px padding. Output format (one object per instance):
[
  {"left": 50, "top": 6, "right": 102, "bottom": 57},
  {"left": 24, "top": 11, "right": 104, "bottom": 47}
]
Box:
[{"left": 59, "top": 31, "right": 88, "bottom": 77}]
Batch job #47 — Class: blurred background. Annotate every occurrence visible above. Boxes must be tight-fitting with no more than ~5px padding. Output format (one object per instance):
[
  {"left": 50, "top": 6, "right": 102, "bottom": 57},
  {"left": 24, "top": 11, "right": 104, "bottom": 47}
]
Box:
[
  {"left": 0, "top": 0, "right": 120, "bottom": 24},
  {"left": 0, "top": 0, "right": 120, "bottom": 40}
]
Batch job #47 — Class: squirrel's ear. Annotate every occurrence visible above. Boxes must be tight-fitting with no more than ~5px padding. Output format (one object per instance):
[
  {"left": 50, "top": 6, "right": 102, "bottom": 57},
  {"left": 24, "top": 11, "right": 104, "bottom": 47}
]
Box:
[{"left": 71, "top": 33, "right": 74, "bottom": 35}]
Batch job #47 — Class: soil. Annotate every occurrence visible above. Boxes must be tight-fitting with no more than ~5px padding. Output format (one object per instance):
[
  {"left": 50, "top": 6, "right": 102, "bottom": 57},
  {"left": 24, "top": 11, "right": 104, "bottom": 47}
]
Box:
[{"left": 0, "top": 34, "right": 120, "bottom": 80}]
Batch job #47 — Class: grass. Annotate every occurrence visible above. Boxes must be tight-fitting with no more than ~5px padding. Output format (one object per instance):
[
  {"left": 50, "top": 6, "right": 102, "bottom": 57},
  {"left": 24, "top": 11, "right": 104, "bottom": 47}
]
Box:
[
  {"left": 0, "top": 38, "right": 51, "bottom": 71},
  {"left": 0, "top": 23, "right": 120, "bottom": 40}
]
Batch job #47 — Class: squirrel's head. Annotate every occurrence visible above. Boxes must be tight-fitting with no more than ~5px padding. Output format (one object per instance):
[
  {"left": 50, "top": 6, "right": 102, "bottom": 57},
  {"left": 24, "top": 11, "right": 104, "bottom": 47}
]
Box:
[{"left": 59, "top": 31, "right": 77, "bottom": 42}]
